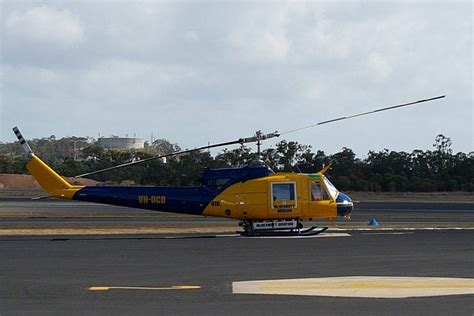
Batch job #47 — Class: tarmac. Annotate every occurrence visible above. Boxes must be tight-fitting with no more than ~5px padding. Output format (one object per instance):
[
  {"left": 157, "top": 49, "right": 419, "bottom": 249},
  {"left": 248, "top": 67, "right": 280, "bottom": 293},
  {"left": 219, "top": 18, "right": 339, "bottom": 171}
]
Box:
[
  {"left": 0, "top": 198, "right": 473, "bottom": 232},
  {"left": 0, "top": 198, "right": 473, "bottom": 315}
]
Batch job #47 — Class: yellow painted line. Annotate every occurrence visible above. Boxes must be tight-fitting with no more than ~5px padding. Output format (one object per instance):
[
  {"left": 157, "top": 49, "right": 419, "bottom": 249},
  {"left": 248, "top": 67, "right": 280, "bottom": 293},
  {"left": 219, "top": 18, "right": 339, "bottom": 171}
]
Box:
[
  {"left": 361, "top": 232, "right": 415, "bottom": 235},
  {"left": 89, "top": 285, "right": 201, "bottom": 291},
  {"left": 0, "top": 227, "right": 235, "bottom": 236},
  {"left": 233, "top": 277, "right": 474, "bottom": 298}
]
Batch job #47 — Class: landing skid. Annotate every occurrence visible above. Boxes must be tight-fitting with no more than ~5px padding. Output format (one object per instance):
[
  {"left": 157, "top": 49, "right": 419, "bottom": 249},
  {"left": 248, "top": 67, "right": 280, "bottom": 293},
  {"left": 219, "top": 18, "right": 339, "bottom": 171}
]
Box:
[{"left": 238, "top": 226, "right": 328, "bottom": 237}]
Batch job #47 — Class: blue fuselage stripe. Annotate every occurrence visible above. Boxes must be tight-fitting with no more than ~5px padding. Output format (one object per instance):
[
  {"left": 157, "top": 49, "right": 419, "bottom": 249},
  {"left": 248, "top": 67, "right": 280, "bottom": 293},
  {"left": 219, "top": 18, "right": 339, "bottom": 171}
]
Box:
[{"left": 72, "top": 186, "right": 218, "bottom": 215}]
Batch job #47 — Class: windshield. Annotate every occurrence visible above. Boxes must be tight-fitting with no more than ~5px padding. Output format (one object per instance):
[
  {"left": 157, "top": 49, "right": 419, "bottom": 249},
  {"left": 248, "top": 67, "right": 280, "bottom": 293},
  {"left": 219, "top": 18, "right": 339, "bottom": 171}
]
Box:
[{"left": 323, "top": 176, "right": 339, "bottom": 199}]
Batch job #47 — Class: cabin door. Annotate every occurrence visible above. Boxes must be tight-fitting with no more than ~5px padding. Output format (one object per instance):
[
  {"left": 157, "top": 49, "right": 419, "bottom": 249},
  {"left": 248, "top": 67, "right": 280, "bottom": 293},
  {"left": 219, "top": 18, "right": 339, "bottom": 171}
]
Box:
[{"left": 268, "top": 181, "right": 301, "bottom": 216}]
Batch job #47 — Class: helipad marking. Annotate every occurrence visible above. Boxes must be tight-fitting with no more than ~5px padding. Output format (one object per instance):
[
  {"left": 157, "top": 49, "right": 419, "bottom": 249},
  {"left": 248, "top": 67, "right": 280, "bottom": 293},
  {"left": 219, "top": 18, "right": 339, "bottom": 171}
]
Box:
[
  {"left": 232, "top": 277, "right": 474, "bottom": 298},
  {"left": 89, "top": 285, "right": 201, "bottom": 291}
]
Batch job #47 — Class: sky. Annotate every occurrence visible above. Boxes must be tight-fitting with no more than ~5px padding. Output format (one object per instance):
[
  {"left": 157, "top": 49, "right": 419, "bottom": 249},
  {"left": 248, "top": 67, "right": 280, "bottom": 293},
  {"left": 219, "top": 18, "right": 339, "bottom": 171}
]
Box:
[{"left": 1, "top": 1, "right": 472, "bottom": 157}]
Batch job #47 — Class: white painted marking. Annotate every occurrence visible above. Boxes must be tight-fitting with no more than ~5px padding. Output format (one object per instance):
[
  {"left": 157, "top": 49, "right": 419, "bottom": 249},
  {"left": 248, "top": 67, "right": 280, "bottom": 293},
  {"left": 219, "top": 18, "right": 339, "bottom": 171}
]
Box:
[
  {"left": 330, "top": 227, "right": 474, "bottom": 231},
  {"left": 232, "top": 277, "right": 474, "bottom": 298},
  {"left": 244, "top": 233, "right": 351, "bottom": 239},
  {"left": 160, "top": 233, "right": 350, "bottom": 239}
]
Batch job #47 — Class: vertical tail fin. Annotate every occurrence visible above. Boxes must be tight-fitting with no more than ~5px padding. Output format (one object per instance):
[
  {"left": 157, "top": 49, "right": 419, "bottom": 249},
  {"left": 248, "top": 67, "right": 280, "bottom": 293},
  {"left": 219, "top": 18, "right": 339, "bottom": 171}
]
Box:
[
  {"left": 26, "top": 156, "right": 74, "bottom": 195},
  {"left": 12, "top": 127, "right": 81, "bottom": 198}
]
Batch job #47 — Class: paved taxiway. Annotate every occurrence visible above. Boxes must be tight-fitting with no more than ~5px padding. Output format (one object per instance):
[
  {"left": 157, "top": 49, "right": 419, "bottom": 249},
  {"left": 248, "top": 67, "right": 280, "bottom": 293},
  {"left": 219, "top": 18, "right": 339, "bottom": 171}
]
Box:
[
  {"left": 0, "top": 198, "right": 473, "bottom": 314},
  {"left": 1, "top": 230, "right": 473, "bottom": 315},
  {"left": 1, "top": 198, "right": 473, "bottom": 230}
]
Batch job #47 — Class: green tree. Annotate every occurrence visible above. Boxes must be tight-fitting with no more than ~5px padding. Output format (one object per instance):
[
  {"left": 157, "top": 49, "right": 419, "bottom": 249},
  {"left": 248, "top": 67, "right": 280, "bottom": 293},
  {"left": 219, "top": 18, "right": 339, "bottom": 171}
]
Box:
[
  {"left": 215, "top": 147, "right": 258, "bottom": 167},
  {"left": 151, "top": 139, "right": 181, "bottom": 155}
]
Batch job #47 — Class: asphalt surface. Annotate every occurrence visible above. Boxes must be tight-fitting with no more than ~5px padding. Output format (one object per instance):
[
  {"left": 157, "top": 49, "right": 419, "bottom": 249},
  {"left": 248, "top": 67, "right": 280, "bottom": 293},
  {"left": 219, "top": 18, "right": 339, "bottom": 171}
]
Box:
[
  {"left": 0, "top": 198, "right": 473, "bottom": 228},
  {"left": 0, "top": 230, "right": 473, "bottom": 315},
  {"left": 0, "top": 198, "right": 473, "bottom": 315}
]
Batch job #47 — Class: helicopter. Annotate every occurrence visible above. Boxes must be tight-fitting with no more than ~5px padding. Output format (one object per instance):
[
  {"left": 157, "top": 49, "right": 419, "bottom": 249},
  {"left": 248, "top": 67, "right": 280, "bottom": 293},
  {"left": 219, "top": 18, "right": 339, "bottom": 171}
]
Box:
[{"left": 13, "top": 95, "right": 445, "bottom": 236}]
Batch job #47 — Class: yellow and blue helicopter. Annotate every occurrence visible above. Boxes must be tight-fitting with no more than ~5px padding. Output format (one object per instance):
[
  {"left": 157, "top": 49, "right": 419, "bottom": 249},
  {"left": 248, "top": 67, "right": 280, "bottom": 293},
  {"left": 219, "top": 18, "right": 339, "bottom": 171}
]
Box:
[{"left": 13, "top": 96, "right": 445, "bottom": 236}]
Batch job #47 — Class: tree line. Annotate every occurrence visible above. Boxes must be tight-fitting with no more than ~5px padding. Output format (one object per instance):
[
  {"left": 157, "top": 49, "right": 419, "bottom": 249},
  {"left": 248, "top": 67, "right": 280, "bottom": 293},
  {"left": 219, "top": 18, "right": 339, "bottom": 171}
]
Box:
[{"left": 0, "top": 134, "right": 472, "bottom": 192}]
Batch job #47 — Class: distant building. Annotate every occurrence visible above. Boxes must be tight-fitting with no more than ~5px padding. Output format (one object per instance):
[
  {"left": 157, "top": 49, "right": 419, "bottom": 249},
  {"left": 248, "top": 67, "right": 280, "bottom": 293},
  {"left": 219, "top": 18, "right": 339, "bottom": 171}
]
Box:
[{"left": 97, "top": 137, "right": 145, "bottom": 150}]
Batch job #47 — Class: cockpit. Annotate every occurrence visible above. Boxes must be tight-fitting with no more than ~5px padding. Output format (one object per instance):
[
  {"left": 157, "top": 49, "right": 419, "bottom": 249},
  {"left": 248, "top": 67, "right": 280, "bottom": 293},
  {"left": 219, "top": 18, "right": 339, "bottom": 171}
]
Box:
[
  {"left": 310, "top": 175, "right": 339, "bottom": 201},
  {"left": 310, "top": 174, "right": 353, "bottom": 217}
]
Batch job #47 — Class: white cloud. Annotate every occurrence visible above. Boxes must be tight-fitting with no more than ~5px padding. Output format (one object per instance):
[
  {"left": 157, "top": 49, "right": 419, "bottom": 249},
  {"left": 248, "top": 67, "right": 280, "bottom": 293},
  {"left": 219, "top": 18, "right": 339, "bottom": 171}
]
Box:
[
  {"left": 227, "top": 5, "right": 290, "bottom": 63},
  {"left": 1, "top": 1, "right": 471, "bottom": 154},
  {"left": 5, "top": 6, "right": 84, "bottom": 46},
  {"left": 3, "top": 64, "right": 63, "bottom": 95},
  {"left": 184, "top": 30, "right": 200, "bottom": 43},
  {"left": 79, "top": 59, "right": 195, "bottom": 101},
  {"left": 363, "top": 53, "right": 393, "bottom": 82}
]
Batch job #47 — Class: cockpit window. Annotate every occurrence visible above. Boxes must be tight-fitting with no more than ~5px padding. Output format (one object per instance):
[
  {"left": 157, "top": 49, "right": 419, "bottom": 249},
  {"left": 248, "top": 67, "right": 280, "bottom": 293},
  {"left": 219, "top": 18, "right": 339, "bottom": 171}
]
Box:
[
  {"left": 311, "top": 182, "right": 330, "bottom": 201},
  {"left": 323, "top": 176, "right": 339, "bottom": 199}
]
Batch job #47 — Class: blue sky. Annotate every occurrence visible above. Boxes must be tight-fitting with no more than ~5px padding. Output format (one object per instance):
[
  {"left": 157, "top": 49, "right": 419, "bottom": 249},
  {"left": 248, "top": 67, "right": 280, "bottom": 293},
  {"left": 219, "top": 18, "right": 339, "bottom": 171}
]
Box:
[{"left": 1, "top": 1, "right": 472, "bottom": 156}]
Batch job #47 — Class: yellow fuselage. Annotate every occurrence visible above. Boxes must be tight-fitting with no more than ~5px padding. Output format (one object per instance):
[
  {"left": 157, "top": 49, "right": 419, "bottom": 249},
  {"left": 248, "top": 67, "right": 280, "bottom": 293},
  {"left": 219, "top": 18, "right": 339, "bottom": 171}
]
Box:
[{"left": 203, "top": 173, "right": 337, "bottom": 221}]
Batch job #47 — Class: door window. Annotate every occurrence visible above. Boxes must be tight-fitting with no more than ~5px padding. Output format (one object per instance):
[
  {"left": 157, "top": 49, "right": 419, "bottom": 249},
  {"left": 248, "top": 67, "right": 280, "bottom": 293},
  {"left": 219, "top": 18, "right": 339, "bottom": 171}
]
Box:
[{"left": 271, "top": 182, "right": 297, "bottom": 209}]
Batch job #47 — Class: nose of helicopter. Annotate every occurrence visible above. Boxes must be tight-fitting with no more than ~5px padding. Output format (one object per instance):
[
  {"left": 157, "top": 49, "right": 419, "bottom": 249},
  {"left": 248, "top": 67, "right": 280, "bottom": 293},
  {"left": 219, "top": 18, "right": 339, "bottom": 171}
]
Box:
[{"left": 336, "top": 192, "right": 353, "bottom": 217}]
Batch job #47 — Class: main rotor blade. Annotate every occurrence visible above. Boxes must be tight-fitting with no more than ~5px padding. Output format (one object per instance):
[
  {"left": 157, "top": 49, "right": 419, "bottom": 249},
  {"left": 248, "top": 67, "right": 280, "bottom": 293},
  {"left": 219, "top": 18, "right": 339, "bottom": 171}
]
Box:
[
  {"left": 75, "top": 138, "right": 249, "bottom": 178},
  {"left": 76, "top": 95, "right": 445, "bottom": 178},
  {"left": 279, "top": 95, "right": 445, "bottom": 135}
]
